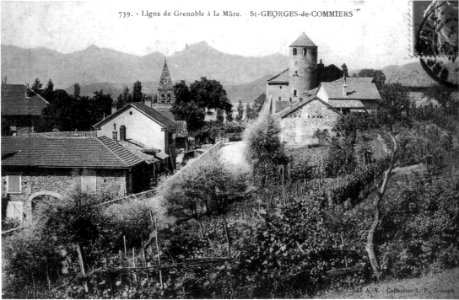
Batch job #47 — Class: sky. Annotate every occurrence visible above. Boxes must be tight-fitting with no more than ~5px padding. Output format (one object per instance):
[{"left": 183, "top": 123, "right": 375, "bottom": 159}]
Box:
[{"left": 1, "top": 0, "right": 418, "bottom": 69}]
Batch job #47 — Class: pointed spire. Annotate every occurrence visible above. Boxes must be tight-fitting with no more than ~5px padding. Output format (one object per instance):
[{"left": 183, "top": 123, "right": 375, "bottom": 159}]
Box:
[
  {"left": 290, "top": 32, "right": 316, "bottom": 47},
  {"left": 159, "top": 59, "right": 172, "bottom": 88}
]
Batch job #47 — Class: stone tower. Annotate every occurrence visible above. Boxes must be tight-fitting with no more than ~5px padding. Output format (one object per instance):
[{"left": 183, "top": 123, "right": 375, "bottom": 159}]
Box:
[
  {"left": 288, "top": 32, "right": 318, "bottom": 100},
  {"left": 157, "top": 60, "right": 174, "bottom": 104}
]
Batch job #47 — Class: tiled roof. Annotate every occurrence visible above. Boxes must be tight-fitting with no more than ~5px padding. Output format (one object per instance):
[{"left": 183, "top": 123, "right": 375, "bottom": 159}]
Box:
[
  {"left": 93, "top": 102, "right": 177, "bottom": 130},
  {"left": 118, "top": 139, "right": 159, "bottom": 164},
  {"left": 1, "top": 84, "right": 49, "bottom": 116},
  {"left": 320, "top": 77, "right": 381, "bottom": 101},
  {"left": 290, "top": 33, "right": 316, "bottom": 47},
  {"left": 278, "top": 96, "right": 342, "bottom": 118},
  {"left": 328, "top": 99, "right": 366, "bottom": 108},
  {"left": 1, "top": 136, "right": 144, "bottom": 169},
  {"left": 155, "top": 107, "right": 175, "bottom": 121},
  {"left": 267, "top": 69, "right": 289, "bottom": 83}
]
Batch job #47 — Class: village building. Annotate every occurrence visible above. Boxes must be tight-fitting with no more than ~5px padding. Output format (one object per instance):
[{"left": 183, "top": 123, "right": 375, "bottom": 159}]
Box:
[
  {"left": 265, "top": 32, "right": 382, "bottom": 147},
  {"left": 1, "top": 83, "right": 49, "bottom": 135},
  {"left": 1, "top": 136, "right": 154, "bottom": 223},
  {"left": 93, "top": 102, "right": 177, "bottom": 164}
]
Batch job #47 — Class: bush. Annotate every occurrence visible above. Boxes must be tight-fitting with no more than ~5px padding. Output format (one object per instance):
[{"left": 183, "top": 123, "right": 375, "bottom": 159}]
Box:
[
  {"left": 243, "top": 115, "right": 288, "bottom": 185},
  {"left": 378, "top": 177, "right": 459, "bottom": 278},
  {"left": 159, "top": 154, "right": 248, "bottom": 219}
]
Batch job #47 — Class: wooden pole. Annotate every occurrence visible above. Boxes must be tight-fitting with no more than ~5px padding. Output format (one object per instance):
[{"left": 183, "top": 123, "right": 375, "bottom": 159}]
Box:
[
  {"left": 123, "top": 236, "right": 127, "bottom": 256},
  {"left": 132, "top": 247, "right": 137, "bottom": 283},
  {"left": 153, "top": 217, "right": 164, "bottom": 289},
  {"left": 76, "top": 243, "right": 89, "bottom": 293}
]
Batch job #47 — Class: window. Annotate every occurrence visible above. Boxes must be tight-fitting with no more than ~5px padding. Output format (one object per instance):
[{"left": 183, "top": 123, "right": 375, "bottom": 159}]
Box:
[
  {"left": 120, "top": 125, "right": 126, "bottom": 141},
  {"left": 303, "top": 48, "right": 307, "bottom": 56},
  {"left": 167, "top": 93, "right": 171, "bottom": 102},
  {"left": 278, "top": 97, "right": 281, "bottom": 101},
  {"left": 294, "top": 70, "right": 298, "bottom": 76},
  {"left": 293, "top": 90, "right": 297, "bottom": 97},
  {"left": 112, "top": 131, "right": 117, "bottom": 141},
  {"left": 6, "top": 175, "right": 21, "bottom": 194},
  {"left": 279, "top": 86, "right": 282, "bottom": 89},
  {"left": 293, "top": 48, "right": 297, "bottom": 55}
]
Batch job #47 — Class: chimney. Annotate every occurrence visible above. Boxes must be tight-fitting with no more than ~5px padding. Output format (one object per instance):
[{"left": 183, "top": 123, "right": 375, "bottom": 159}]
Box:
[
  {"left": 342, "top": 83, "right": 348, "bottom": 96},
  {"left": 112, "top": 123, "right": 117, "bottom": 141}
]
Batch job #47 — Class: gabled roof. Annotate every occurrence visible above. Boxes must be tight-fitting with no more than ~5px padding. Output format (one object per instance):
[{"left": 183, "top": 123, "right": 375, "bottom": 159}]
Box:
[
  {"left": 290, "top": 32, "right": 316, "bottom": 47},
  {"left": 93, "top": 102, "right": 177, "bottom": 130},
  {"left": 1, "top": 136, "right": 144, "bottom": 169},
  {"left": 278, "top": 96, "right": 342, "bottom": 118},
  {"left": 1, "top": 84, "right": 49, "bottom": 116},
  {"left": 267, "top": 69, "right": 289, "bottom": 83},
  {"left": 320, "top": 77, "right": 381, "bottom": 101}
]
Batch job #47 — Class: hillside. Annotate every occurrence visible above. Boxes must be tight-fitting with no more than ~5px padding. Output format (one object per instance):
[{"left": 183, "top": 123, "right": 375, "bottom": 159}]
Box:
[{"left": 1, "top": 43, "right": 288, "bottom": 88}]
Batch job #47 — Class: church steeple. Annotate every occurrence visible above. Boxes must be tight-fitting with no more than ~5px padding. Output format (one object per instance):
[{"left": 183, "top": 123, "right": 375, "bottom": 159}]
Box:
[{"left": 158, "top": 59, "right": 174, "bottom": 104}]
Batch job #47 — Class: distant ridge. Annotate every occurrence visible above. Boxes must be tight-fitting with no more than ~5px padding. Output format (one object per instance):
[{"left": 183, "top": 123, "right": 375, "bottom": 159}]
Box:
[{"left": 1, "top": 43, "right": 289, "bottom": 88}]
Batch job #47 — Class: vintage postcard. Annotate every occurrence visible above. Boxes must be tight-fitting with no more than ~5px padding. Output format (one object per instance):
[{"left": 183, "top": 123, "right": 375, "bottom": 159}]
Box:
[{"left": 1, "top": 0, "right": 458, "bottom": 298}]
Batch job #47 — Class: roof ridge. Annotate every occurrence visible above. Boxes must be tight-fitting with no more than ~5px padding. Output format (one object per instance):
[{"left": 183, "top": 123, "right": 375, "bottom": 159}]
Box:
[{"left": 96, "top": 136, "right": 132, "bottom": 167}]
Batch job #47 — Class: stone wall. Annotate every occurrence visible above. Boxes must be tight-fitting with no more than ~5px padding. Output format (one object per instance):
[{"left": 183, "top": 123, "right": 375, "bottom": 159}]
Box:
[
  {"left": 280, "top": 99, "right": 340, "bottom": 147},
  {"left": 267, "top": 83, "right": 291, "bottom": 102},
  {"left": 2, "top": 167, "right": 128, "bottom": 223}
]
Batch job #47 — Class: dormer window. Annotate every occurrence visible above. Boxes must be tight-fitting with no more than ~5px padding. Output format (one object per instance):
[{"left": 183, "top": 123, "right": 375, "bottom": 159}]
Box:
[{"left": 293, "top": 48, "right": 297, "bottom": 55}]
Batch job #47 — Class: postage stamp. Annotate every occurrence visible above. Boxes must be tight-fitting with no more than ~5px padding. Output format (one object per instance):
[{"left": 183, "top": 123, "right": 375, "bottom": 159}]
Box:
[{"left": 412, "top": 0, "right": 458, "bottom": 87}]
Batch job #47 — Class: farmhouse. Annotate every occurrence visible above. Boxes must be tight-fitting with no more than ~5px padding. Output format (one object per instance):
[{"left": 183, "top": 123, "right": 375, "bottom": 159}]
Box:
[
  {"left": 94, "top": 102, "right": 177, "bottom": 164},
  {"left": 1, "top": 83, "right": 49, "bottom": 135},
  {"left": 265, "top": 32, "right": 382, "bottom": 146},
  {"left": 1, "top": 136, "right": 155, "bottom": 223}
]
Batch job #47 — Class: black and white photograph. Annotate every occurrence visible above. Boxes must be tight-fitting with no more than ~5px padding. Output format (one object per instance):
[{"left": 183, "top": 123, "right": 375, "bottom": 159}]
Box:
[{"left": 1, "top": 0, "right": 458, "bottom": 298}]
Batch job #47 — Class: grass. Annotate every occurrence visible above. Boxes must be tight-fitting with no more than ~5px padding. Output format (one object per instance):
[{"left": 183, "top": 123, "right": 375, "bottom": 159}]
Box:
[{"left": 316, "top": 267, "right": 459, "bottom": 299}]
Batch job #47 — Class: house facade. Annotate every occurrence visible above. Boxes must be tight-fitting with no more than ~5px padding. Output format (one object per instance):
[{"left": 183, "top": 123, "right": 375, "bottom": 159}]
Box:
[
  {"left": 264, "top": 32, "right": 382, "bottom": 147},
  {"left": 278, "top": 97, "right": 341, "bottom": 146},
  {"left": 1, "top": 83, "right": 49, "bottom": 135},
  {"left": 94, "top": 102, "right": 177, "bottom": 160},
  {"left": 1, "top": 136, "right": 148, "bottom": 223}
]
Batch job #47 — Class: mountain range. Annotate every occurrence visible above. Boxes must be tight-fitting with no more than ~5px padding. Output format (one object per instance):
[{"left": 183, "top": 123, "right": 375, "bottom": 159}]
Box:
[{"left": 1, "top": 42, "right": 440, "bottom": 103}]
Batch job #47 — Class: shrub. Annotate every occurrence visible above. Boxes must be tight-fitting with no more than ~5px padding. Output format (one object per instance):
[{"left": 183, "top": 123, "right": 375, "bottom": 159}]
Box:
[
  {"left": 159, "top": 154, "right": 248, "bottom": 219},
  {"left": 243, "top": 115, "right": 288, "bottom": 185},
  {"left": 378, "top": 177, "right": 459, "bottom": 278}
]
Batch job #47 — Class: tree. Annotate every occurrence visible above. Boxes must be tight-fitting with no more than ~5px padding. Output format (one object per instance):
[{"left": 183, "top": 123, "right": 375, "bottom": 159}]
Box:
[
  {"left": 190, "top": 77, "right": 232, "bottom": 116},
  {"left": 171, "top": 81, "right": 205, "bottom": 131},
  {"left": 172, "top": 78, "right": 232, "bottom": 131},
  {"left": 116, "top": 86, "right": 132, "bottom": 109},
  {"left": 236, "top": 100, "right": 244, "bottom": 122},
  {"left": 358, "top": 69, "right": 386, "bottom": 90},
  {"left": 31, "top": 78, "right": 43, "bottom": 94},
  {"left": 73, "top": 83, "right": 81, "bottom": 99},
  {"left": 378, "top": 83, "right": 411, "bottom": 128},
  {"left": 246, "top": 103, "right": 257, "bottom": 120},
  {"left": 40, "top": 79, "right": 55, "bottom": 102},
  {"left": 253, "top": 93, "right": 266, "bottom": 114},
  {"left": 132, "top": 81, "right": 144, "bottom": 102}
]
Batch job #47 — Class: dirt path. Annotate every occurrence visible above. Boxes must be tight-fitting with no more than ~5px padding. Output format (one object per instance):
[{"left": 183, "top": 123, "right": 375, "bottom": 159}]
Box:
[{"left": 218, "top": 141, "right": 251, "bottom": 175}]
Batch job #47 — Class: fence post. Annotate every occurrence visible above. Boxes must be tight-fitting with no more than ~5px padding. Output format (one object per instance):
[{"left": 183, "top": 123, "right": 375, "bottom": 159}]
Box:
[
  {"left": 75, "top": 243, "right": 89, "bottom": 293},
  {"left": 151, "top": 213, "right": 163, "bottom": 289}
]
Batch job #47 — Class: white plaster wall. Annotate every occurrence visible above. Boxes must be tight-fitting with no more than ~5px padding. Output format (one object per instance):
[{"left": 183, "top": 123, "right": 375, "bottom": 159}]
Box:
[
  {"left": 316, "top": 85, "right": 329, "bottom": 102},
  {"left": 97, "top": 108, "right": 166, "bottom": 153}
]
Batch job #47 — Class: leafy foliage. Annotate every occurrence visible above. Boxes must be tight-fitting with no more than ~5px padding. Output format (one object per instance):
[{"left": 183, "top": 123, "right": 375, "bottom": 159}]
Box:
[
  {"left": 171, "top": 78, "right": 232, "bottom": 131},
  {"left": 378, "top": 178, "right": 459, "bottom": 278}
]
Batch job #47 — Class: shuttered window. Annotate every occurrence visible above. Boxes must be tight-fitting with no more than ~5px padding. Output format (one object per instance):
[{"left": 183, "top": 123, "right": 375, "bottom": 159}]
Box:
[{"left": 7, "top": 175, "right": 21, "bottom": 194}]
